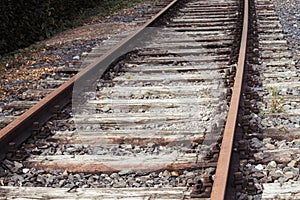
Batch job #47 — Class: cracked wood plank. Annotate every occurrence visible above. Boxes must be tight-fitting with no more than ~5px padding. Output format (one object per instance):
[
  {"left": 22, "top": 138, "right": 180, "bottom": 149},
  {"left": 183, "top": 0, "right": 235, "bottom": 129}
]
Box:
[
  {"left": 0, "top": 186, "right": 208, "bottom": 200},
  {"left": 24, "top": 152, "right": 208, "bottom": 174}
]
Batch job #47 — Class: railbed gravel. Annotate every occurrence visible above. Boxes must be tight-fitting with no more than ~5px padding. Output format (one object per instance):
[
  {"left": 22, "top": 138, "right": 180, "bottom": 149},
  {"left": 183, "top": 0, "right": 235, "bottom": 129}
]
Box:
[
  {"left": 0, "top": 103, "right": 213, "bottom": 188},
  {"left": 0, "top": 0, "right": 171, "bottom": 120},
  {"left": 1, "top": 0, "right": 202, "bottom": 190},
  {"left": 236, "top": 0, "right": 300, "bottom": 199}
]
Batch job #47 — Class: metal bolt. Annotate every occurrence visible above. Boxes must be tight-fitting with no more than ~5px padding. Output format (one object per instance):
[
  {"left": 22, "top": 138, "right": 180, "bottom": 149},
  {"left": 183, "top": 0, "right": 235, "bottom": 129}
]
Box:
[
  {"left": 253, "top": 107, "right": 259, "bottom": 114},
  {"left": 33, "top": 121, "right": 39, "bottom": 130},
  {"left": 244, "top": 108, "right": 250, "bottom": 115},
  {"left": 231, "top": 65, "right": 236, "bottom": 74},
  {"left": 234, "top": 172, "right": 244, "bottom": 191},
  {"left": 8, "top": 142, "right": 16, "bottom": 153},
  {"left": 32, "top": 121, "right": 40, "bottom": 137},
  {"left": 238, "top": 140, "right": 248, "bottom": 159},
  {"left": 247, "top": 179, "right": 256, "bottom": 194},
  {"left": 253, "top": 92, "right": 260, "bottom": 100},
  {"left": 191, "top": 176, "right": 212, "bottom": 198},
  {"left": 245, "top": 87, "right": 251, "bottom": 95},
  {"left": 248, "top": 66, "right": 253, "bottom": 74},
  {"left": 226, "top": 88, "right": 232, "bottom": 99},
  {"left": 54, "top": 105, "right": 60, "bottom": 114},
  {"left": 242, "top": 116, "right": 249, "bottom": 126},
  {"left": 244, "top": 100, "right": 251, "bottom": 108},
  {"left": 229, "top": 75, "right": 235, "bottom": 86},
  {"left": 35, "top": 127, "right": 50, "bottom": 139},
  {"left": 15, "top": 150, "right": 23, "bottom": 159},
  {"left": 247, "top": 74, "right": 252, "bottom": 81},
  {"left": 225, "top": 69, "right": 231, "bottom": 77}
]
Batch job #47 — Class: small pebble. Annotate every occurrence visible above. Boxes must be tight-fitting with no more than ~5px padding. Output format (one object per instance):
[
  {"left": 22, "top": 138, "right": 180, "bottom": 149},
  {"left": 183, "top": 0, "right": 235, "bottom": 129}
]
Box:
[{"left": 22, "top": 168, "right": 30, "bottom": 174}]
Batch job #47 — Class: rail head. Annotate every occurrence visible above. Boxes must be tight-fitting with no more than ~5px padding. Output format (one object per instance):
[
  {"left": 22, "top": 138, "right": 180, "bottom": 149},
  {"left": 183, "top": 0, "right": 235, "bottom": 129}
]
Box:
[{"left": 210, "top": 0, "right": 249, "bottom": 199}]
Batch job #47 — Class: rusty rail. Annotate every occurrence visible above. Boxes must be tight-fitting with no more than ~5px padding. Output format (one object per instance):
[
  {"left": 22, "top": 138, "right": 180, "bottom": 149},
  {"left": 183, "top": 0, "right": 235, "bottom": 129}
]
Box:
[
  {"left": 210, "top": 0, "right": 249, "bottom": 199},
  {"left": 0, "top": 0, "right": 178, "bottom": 160},
  {"left": 1, "top": 0, "right": 248, "bottom": 198}
]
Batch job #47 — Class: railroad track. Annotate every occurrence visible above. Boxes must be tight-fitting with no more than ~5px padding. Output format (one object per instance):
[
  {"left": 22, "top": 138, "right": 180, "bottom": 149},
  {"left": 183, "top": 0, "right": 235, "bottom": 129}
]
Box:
[
  {"left": 0, "top": 0, "right": 252, "bottom": 199},
  {"left": 234, "top": 0, "right": 300, "bottom": 199}
]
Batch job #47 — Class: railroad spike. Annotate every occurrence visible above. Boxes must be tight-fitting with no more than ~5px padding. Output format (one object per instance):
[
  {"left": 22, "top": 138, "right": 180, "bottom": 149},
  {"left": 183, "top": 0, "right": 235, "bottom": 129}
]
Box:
[
  {"left": 233, "top": 172, "right": 244, "bottom": 191},
  {"left": 238, "top": 140, "right": 249, "bottom": 159},
  {"left": 246, "top": 179, "right": 257, "bottom": 195},
  {"left": 32, "top": 121, "right": 41, "bottom": 137},
  {"left": 8, "top": 142, "right": 16, "bottom": 153},
  {"left": 53, "top": 105, "right": 61, "bottom": 114},
  {"left": 191, "top": 175, "right": 212, "bottom": 198},
  {"left": 35, "top": 127, "right": 51, "bottom": 139},
  {"left": 231, "top": 65, "right": 237, "bottom": 75},
  {"left": 6, "top": 145, "right": 29, "bottom": 161},
  {"left": 32, "top": 121, "right": 40, "bottom": 130},
  {"left": 225, "top": 69, "right": 231, "bottom": 77}
]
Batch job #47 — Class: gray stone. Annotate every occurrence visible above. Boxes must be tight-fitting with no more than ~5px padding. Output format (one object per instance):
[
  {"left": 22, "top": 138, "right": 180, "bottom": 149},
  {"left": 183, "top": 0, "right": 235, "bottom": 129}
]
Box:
[
  {"left": 145, "top": 180, "right": 154, "bottom": 186},
  {"left": 82, "top": 184, "right": 89, "bottom": 188},
  {"left": 37, "top": 170, "right": 45, "bottom": 174},
  {"left": 36, "top": 175, "right": 46, "bottom": 185},
  {"left": 59, "top": 179, "right": 66, "bottom": 187},
  {"left": 270, "top": 169, "right": 283, "bottom": 180},
  {"left": 284, "top": 124, "right": 295, "bottom": 129},
  {"left": 185, "top": 172, "right": 194, "bottom": 178},
  {"left": 110, "top": 173, "right": 119, "bottom": 179},
  {"left": 282, "top": 104, "right": 291, "bottom": 110},
  {"left": 255, "top": 183, "right": 263, "bottom": 192},
  {"left": 278, "top": 143, "right": 287, "bottom": 149},
  {"left": 147, "top": 142, "right": 157, "bottom": 148},
  {"left": 83, "top": 176, "right": 92, "bottom": 184},
  {"left": 101, "top": 106, "right": 110, "bottom": 112},
  {"left": 13, "top": 162, "right": 23, "bottom": 169},
  {"left": 260, "top": 175, "right": 272, "bottom": 183},
  {"left": 283, "top": 171, "right": 295, "bottom": 180},
  {"left": 12, "top": 175, "right": 24, "bottom": 183},
  {"left": 74, "top": 174, "right": 82, "bottom": 180},
  {"left": 253, "top": 195, "right": 262, "bottom": 200},
  {"left": 274, "top": 118, "right": 282, "bottom": 125},
  {"left": 283, "top": 166, "right": 299, "bottom": 177},
  {"left": 250, "top": 137, "right": 263, "bottom": 149},
  {"left": 22, "top": 168, "right": 30, "bottom": 174},
  {"left": 291, "top": 102, "right": 297, "bottom": 108},
  {"left": 73, "top": 55, "right": 80, "bottom": 60},
  {"left": 261, "top": 118, "right": 271, "bottom": 127},
  {"left": 271, "top": 151, "right": 293, "bottom": 163},
  {"left": 237, "top": 193, "right": 248, "bottom": 200},
  {"left": 132, "top": 182, "right": 141, "bottom": 187},
  {"left": 246, "top": 163, "right": 252, "bottom": 168},
  {"left": 287, "top": 160, "right": 297, "bottom": 167},
  {"left": 267, "top": 161, "right": 277, "bottom": 169},
  {"left": 202, "top": 116, "right": 209, "bottom": 121},
  {"left": 122, "top": 144, "right": 133, "bottom": 150},
  {"left": 293, "top": 139, "right": 300, "bottom": 147},
  {"left": 114, "top": 180, "right": 126, "bottom": 188},
  {"left": 160, "top": 170, "right": 171, "bottom": 179},
  {"left": 265, "top": 143, "right": 276, "bottom": 149},
  {"left": 252, "top": 171, "right": 265, "bottom": 179},
  {"left": 275, "top": 140, "right": 287, "bottom": 148},
  {"left": 118, "top": 169, "right": 134, "bottom": 176},
  {"left": 255, "top": 164, "right": 264, "bottom": 171},
  {"left": 263, "top": 137, "right": 272, "bottom": 144}
]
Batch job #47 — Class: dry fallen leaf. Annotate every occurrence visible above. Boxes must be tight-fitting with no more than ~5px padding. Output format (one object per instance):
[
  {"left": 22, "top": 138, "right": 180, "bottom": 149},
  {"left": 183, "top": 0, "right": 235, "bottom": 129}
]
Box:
[
  {"left": 63, "top": 169, "right": 69, "bottom": 177},
  {"left": 171, "top": 171, "right": 179, "bottom": 177}
]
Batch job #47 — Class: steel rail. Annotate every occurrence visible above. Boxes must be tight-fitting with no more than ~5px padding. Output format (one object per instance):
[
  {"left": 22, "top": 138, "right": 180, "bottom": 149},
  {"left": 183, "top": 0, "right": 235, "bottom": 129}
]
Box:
[
  {"left": 0, "top": 0, "right": 178, "bottom": 160},
  {"left": 210, "top": 0, "right": 249, "bottom": 199}
]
